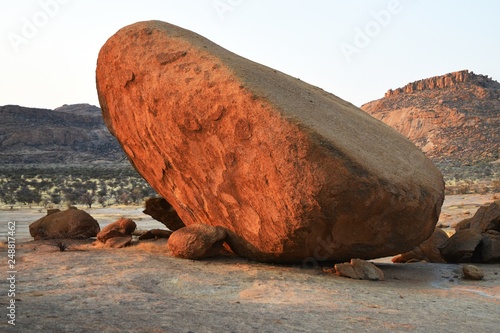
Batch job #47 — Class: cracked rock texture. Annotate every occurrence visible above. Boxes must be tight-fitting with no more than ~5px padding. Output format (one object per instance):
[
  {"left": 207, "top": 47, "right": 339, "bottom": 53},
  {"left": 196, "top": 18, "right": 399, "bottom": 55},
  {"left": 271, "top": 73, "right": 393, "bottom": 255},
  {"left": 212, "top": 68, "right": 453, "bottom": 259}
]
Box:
[{"left": 96, "top": 20, "right": 444, "bottom": 262}]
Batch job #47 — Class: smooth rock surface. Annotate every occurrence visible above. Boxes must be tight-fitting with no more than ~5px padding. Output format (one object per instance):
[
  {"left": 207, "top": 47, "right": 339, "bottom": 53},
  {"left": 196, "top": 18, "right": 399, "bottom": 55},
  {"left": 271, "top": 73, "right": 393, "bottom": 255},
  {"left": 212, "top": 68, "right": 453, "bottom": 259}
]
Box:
[
  {"left": 29, "top": 208, "right": 100, "bottom": 240},
  {"left": 96, "top": 20, "right": 444, "bottom": 262}
]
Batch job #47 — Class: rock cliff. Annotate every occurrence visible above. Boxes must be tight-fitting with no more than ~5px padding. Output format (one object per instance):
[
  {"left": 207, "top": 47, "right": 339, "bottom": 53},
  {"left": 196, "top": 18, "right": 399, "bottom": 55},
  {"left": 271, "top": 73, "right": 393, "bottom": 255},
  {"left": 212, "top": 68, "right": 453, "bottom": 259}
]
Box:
[{"left": 361, "top": 70, "right": 500, "bottom": 164}]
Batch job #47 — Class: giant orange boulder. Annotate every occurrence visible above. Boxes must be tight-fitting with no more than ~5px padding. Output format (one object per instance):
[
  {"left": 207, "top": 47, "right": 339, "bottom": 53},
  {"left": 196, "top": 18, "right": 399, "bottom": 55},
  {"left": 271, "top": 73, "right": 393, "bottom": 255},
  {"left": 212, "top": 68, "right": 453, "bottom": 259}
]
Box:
[{"left": 96, "top": 21, "right": 444, "bottom": 263}]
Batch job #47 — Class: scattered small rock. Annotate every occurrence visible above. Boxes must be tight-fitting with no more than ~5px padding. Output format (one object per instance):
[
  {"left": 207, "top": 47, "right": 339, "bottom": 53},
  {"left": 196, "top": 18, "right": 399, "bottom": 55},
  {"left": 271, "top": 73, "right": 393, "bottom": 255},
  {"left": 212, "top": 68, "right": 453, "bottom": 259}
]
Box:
[
  {"left": 462, "top": 265, "right": 484, "bottom": 280},
  {"left": 333, "top": 263, "right": 359, "bottom": 279},
  {"left": 334, "top": 259, "right": 385, "bottom": 281}
]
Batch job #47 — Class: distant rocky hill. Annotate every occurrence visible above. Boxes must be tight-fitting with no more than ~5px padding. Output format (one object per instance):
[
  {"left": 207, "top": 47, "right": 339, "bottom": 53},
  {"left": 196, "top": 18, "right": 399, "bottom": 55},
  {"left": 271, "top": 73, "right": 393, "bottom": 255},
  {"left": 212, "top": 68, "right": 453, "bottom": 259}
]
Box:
[
  {"left": 361, "top": 70, "right": 500, "bottom": 166},
  {"left": 0, "top": 104, "right": 126, "bottom": 165}
]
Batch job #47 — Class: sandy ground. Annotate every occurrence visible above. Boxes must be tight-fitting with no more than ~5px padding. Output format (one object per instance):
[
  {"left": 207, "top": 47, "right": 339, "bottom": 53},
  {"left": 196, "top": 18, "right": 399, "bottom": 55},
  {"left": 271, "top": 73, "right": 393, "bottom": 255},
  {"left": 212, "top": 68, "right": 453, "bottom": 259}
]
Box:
[{"left": 0, "top": 194, "right": 499, "bottom": 332}]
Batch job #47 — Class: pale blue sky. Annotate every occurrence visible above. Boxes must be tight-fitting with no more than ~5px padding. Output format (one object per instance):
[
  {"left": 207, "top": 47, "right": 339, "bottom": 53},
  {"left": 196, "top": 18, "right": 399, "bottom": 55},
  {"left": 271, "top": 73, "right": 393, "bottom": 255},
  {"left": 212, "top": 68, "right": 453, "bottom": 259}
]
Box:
[{"left": 1, "top": 0, "right": 499, "bottom": 110}]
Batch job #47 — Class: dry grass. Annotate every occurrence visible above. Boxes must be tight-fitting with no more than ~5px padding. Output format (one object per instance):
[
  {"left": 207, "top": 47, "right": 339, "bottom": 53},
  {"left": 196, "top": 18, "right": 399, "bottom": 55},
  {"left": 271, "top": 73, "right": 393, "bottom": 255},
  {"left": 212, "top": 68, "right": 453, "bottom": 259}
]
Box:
[{"left": 130, "top": 239, "right": 169, "bottom": 254}]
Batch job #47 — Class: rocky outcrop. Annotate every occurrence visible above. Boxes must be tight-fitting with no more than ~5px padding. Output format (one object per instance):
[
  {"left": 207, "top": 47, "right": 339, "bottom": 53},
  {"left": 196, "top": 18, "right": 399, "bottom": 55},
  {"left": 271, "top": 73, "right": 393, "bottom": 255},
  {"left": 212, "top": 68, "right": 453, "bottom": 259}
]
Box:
[
  {"left": 0, "top": 104, "right": 125, "bottom": 165},
  {"left": 167, "top": 224, "right": 227, "bottom": 259},
  {"left": 29, "top": 207, "right": 100, "bottom": 240},
  {"left": 384, "top": 70, "right": 483, "bottom": 97},
  {"left": 361, "top": 70, "right": 500, "bottom": 164},
  {"left": 96, "top": 20, "right": 444, "bottom": 263}
]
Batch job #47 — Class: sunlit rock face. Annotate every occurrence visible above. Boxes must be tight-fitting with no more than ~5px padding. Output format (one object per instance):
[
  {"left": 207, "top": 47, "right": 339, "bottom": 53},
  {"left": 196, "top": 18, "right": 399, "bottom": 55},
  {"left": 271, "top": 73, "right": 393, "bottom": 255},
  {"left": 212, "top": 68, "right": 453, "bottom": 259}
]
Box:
[{"left": 96, "top": 20, "right": 444, "bottom": 263}]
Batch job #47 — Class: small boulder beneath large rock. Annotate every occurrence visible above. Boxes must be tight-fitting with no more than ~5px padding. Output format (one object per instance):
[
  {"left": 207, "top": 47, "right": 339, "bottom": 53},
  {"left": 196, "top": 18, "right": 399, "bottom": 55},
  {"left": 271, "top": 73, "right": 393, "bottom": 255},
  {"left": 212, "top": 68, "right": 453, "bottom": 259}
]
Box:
[
  {"left": 167, "top": 224, "right": 227, "bottom": 260},
  {"left": 29, "top": 208, "right": 100, "bottom": 240},
  {"left": 97, "top": 218, "right": 137, "bottom": 248},
  {"left": 334, "top": 259, "right": 385, "bottom": 281},
  {"left": 143, "top": 197, "right": 185, "bottom": 231},
  {"left": 462, "top": 264, "right": 484, "bottom": 280}
]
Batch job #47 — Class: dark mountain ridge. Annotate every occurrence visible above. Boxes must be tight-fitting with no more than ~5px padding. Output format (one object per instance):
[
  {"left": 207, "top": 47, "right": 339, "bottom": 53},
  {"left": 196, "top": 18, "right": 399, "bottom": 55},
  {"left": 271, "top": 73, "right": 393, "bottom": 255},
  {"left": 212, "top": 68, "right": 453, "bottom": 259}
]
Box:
[{"left": 0, "top": 103, "right": 126, "bottom": 164}]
